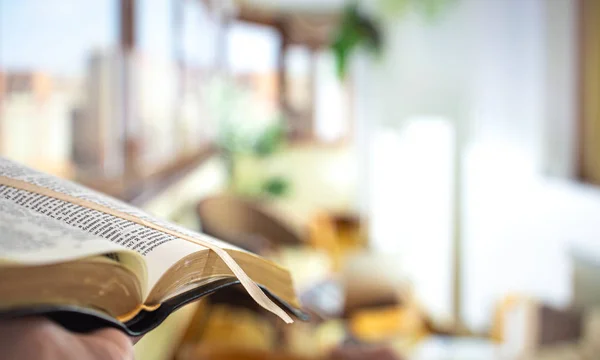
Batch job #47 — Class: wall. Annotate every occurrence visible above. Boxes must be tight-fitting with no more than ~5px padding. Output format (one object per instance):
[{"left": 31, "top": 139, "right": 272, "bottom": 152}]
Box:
[{"left": 355, "top": 0, "right": 594, "bottom": 331}]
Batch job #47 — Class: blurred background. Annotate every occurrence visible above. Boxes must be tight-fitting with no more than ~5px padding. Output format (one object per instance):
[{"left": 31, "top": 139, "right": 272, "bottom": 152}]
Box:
[{"left": 1, "top": 0, "right": 600, "bottom": 359}]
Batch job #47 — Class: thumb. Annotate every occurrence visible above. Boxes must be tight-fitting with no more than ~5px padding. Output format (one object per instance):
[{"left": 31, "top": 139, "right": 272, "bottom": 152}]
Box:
[{"left": 78, "top": 328, "right": 134, "bottom": 360}]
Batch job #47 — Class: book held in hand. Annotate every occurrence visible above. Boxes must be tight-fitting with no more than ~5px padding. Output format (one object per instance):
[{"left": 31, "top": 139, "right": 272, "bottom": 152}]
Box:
[{"left": 0, "top": 157, "right": 305, "bottom": 335}]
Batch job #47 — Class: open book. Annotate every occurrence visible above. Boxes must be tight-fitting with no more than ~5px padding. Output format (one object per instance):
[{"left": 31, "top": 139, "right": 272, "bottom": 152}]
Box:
[{"left": 0, "top": 158, "right": 305, "bottom": 335}]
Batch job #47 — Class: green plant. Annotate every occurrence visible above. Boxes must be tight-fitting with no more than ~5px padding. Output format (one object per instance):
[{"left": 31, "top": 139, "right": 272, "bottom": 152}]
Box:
[
  {"left": 215, "top": 103, "right": 291, "bottom": 197},
  {"left": 252, "top": 120, "right": 286, "bottom": 157},
  {"left": 331, "top": 0, "right": 458, "bottom": 79},
  {"left": 261, "top": 176, "right": 290, "bottom": 197},
  {"left": 331, "top": 2, "right": 382, "bottom": 79}
]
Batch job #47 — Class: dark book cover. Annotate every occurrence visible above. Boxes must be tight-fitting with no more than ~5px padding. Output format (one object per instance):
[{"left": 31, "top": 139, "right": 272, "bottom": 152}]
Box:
[{"left": 0, "top": 278, "right": 308, "bottom": 336}]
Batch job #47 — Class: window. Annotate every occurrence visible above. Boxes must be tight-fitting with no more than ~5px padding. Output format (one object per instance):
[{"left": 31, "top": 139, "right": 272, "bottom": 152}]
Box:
[{"left": 0, "top": 0, "right": 117, "bottom": 177}]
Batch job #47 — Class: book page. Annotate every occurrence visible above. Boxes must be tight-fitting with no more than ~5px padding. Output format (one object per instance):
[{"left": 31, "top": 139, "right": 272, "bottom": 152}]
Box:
[
  {"left": 0, "top": 158, "right": 241, "bottom": 251},
  {"left": 0, "top": 157, "right": 213, "bottom": 289},
  {"left": 0, "top": 197, "right": 148, "bottom": 293},
  {"left": 0, "top": 198, "right": 132, "bottom": 265}
]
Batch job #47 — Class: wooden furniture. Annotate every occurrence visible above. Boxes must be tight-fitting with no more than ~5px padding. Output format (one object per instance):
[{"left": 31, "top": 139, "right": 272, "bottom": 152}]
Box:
[{"left": 197, "top": 196, "right": 303, "bottom": 253}]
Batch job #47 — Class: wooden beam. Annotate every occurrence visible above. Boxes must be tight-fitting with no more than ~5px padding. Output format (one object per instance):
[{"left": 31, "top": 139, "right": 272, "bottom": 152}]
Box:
[
  {"left": 307, "top": 48, "right": 317, "bottom": 140},
  {"left": 235, "top": 4, "right": 338, "bottom": 49},
  {"left": 80, "top": 146, "right": 216, "bottom": 206},
  {"left": 276, "top": 21, "right": 288, "bottom": 115},
  {"left": 578, "top": 0, "right": 600, "bottom": 184},
  {"left": 119, "top": 0, "right": 140, "bottom": 181},
  {"left": 237, "top": 6, "right": 280, "bottom": 28},
  {"left": 120, "top": 0, "right": 136, "bottom": 52},
  {"left": 128, "top": 146, "right": 216, "bottom": 206}
]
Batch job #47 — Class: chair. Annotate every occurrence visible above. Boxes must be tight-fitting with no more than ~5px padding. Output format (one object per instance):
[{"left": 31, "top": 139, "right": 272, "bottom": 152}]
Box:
[{"left": 197, "top": 196, "right": 303, "bottom": 254}]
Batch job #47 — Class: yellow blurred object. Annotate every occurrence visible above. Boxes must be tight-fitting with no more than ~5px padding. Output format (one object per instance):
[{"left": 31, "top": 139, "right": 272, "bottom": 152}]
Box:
[
  {"left": 349, "top": 305, "right": 429, "bottom": 343},
  {"left": 490, "top": 294, "right": 526, "bottom": 343},
  {"left": 308, "top": 212, "right": 340, "bottom": 268},
  {"left": 314, "top": 320, "right": 348, "bottom": 354},
  {"left": 135, "top": 302, "right": 202, "bottom": 360},
  {"left": 177, "top": 345, "right": 318, "bottom": 360},
  {"left": 192, "top": 304, "right": 276, "bottom": 351},
  {"left": 178, "top": 299, "right": 209, "bottom": 345},
  {"left": 334, "top": 213, "right": 364, "bottom": 252},
  {"left": 284, "top": 321, "right": 327, "bottom": 358},
  {"left": 308, "top": 212, "right": 364, "bottom": 270}
]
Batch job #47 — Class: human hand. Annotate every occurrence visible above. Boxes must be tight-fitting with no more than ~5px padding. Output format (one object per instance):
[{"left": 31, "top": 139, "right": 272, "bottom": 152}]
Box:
[{"left": 0, "top": 318, "right": 135, "bottom": 360}]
